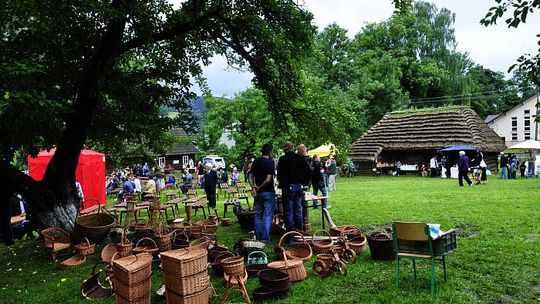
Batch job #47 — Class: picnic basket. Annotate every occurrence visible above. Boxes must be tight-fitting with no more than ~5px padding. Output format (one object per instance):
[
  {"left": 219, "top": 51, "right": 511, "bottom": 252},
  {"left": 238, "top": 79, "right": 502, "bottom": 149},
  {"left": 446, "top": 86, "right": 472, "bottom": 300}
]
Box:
[
  {"left": 311, "top": 230, "right": 334, "bottom": 254},
  {"left": 163, "top": 269, "right": 209, "bottom": 296},
  {"left": 267, "top": 253, "right": 307, "bottom": 282},
  {"left": 75, "top": 206, "right": 116, "bottom": 243},
  {"left": 165, "top": 287, "right": 209, "bottom": 304},
  {"left": 277, "top": 231, "right": 312, "bottom": 261},
  {"left": 160, "top": 248, "right": 208, "bottom": 277},
  {"left": 113, "top": 272, "right": 152, "bottom": 301},
  {"left": 112, "top": 253, "right": 152, "bottom": 285},
  {"left": 74, "top": 237, "right": 96, "bottom": 256}
]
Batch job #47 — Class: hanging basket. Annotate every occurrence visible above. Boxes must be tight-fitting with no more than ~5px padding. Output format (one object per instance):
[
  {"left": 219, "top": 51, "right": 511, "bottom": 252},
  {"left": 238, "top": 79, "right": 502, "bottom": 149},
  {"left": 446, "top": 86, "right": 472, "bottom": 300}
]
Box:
[
  {"left": 311, "top": 230, "right": 334, "bottom": 254},
  {"left": 75, "top": 207, "right": 116, "bottom": 243},
  {"left": 74, "top": 237, "right": 96, "bottom": 256},
  {"left": 278, "top": 231, "right": 313, "bottom": 261}
]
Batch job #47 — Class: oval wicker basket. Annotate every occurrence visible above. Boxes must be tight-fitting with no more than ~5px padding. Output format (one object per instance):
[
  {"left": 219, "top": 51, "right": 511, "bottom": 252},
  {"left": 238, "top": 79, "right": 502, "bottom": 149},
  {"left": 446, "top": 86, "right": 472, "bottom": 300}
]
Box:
[
  {"left": 278, "top": 231, "right": 313, "bottom": 261},
  {"left": 267, "top": 253, "right": 306, "bottom": 282},
  {"left": 347, "top": 234, "right": 367, "bottom": 253},
  {"left": 75, "top": 237, "right": 96, "bottom": 256},
  {"left": 258, "top": 269, "right": 291, "bottom": 292},
  {"left": 311, "top": 230, "right": 334, "bottom": 254},
  {"left": 330, "top": 225, "right": 363, "bottom": 237},
  {"left": 75, "top": 207, "right": 116, "bottom": 243},
  {"left": 339, "top": 225, "right": 366, "bottom": 253},
  {"left": 160, "top": 248, "right": 208, "bottom": 277},
  {"left": 59, "top": 254, "right": 87, "bottom": 269}
]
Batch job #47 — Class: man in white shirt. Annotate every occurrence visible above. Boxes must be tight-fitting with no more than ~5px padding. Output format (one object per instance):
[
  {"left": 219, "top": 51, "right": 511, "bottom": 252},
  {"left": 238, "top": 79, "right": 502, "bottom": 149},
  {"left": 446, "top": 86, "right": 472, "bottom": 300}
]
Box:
[{"left": 430, "top": 156, "right": 438, "bottom": 178}]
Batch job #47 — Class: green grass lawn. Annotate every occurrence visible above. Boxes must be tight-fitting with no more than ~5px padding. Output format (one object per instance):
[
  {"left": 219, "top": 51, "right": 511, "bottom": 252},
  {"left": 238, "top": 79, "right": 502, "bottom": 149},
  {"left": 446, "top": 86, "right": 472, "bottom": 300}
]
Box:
[{"left": 1, "top": 176, "right": 539, "bottom": 303}]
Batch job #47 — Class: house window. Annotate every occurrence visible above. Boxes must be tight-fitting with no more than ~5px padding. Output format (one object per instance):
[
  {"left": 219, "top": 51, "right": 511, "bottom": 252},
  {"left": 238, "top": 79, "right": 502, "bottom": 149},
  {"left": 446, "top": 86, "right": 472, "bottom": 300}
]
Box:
[
  {"left": 525, "top": 133, "right": 531, "bottom": 140},
  {"left": 511, "top": 117, "right": 518, "bottom": 141},
  {"left": 182, "top": 156, "right": 189, "bottom": 167}
]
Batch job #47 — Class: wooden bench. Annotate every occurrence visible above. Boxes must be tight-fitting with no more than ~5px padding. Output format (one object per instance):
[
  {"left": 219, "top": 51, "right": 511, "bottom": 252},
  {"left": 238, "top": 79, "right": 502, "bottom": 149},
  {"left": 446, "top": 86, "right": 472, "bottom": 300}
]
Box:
[
  {"left": 226, "top": 188, "right": 238, "bottom": 199},
  {"left": 236, "top": 192, "right": 251, "bottom": 209},
  {"left": 192, "top": 200, "right": 209, "bottom": 219},
  {"left": 165, "top": 190, "right": 179, "bottom": 200},
  {"left": 223, "top": 198, "right": 239, "bottom": 218},
  {"left": 186, "top": 188, "right": 198, "bottom": 198},
  {"left": 164, "top": 197, "right": 185, "bottom": 217}
]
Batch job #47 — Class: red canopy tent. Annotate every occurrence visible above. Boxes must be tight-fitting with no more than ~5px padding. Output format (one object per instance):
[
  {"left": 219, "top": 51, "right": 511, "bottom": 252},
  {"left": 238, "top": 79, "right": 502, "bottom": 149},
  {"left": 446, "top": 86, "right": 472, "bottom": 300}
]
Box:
[{"left": 27, "top": 148, "right": 106, "bottom": 210}]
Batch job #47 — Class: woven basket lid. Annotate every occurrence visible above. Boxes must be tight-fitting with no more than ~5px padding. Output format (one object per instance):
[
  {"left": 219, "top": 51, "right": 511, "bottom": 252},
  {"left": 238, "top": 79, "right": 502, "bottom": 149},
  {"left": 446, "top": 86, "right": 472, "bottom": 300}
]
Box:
[
  {"left": 112, "top": 253, "right": 152, "bottom": 272},
  {"left": 160, "top": 247, "right": 207, "bottom": 262}
]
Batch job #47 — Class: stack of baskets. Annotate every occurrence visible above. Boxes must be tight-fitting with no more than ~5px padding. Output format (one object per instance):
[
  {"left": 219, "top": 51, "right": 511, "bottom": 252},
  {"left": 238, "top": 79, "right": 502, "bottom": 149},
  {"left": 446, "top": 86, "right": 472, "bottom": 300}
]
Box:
[
  {"left": 161, "top": 248, "right": 209, "bottom": 304},
  {"left": 111, "top": 253, "right": 153, "bottom": 304}
]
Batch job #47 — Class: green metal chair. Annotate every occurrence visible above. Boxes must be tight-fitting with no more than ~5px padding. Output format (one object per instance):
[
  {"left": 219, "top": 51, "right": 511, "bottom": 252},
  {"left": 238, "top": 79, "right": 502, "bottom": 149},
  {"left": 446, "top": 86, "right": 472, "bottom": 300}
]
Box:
[{"left": 392, "top": 222, "right": 452, "bottom": 293}]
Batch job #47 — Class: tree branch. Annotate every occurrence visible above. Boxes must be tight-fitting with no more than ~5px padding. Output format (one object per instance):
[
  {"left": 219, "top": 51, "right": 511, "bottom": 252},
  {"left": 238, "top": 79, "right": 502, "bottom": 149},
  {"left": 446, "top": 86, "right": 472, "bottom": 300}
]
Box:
[{"left": 119, "top": 7, "right": 220, "bottom": 54}]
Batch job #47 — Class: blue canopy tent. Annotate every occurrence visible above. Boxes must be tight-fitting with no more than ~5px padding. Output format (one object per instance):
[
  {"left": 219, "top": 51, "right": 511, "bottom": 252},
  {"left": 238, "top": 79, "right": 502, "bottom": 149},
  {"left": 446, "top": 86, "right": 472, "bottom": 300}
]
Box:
[{"left": 438, "top": 145, "right": 478, "bottom": 152}]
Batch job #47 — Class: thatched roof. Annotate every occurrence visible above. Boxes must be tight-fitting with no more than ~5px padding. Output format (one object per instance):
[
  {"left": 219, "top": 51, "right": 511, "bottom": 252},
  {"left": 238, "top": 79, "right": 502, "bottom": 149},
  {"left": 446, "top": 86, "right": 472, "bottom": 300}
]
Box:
[
  {"left": 351, "top": 106, "right": 506, "bottom": 162},
  {"left": 166, "top": 128, "right": 199, "bottom": 156}
]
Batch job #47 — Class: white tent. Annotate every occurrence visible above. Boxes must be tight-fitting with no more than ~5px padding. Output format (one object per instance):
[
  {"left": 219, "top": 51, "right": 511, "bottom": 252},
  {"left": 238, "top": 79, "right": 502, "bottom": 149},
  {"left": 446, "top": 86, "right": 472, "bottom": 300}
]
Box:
[{"left": 504, "top": 139, "right": 540, "bottom": 153}]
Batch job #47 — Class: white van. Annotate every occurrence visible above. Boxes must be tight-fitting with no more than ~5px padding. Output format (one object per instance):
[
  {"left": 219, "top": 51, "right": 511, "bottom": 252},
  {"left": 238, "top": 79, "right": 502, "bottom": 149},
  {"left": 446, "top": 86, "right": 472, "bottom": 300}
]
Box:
[{"left": 203, "top": 155, "right": 226, "bottom": 170}]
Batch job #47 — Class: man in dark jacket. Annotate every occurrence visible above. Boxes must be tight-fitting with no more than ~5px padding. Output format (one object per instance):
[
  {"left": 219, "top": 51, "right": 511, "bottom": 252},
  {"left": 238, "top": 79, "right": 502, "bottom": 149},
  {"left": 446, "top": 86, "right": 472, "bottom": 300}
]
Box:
[
  {"left": 277, "top": 141, "right": 311, "bottom": 232},
  {"left": 458, "top": 150, "right": 472, "bottom": 187},
  {"left": 311, "top": 155, "right": 328, "bottom": 208},
  {"left": 203, "top": 163, "right": 218, "bottom": 209}
]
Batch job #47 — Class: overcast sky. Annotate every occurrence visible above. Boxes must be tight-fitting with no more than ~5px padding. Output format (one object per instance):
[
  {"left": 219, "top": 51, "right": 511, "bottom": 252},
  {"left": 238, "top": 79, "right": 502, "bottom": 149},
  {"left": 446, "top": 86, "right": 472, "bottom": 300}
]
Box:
[{"left": 195, "top": 0, "right": 540, "bottom": 97}]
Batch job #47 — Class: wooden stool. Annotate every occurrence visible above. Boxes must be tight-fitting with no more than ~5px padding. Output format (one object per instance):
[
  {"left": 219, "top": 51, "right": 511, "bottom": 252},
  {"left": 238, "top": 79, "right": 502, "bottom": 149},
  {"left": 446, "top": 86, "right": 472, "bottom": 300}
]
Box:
[
  {"left": 221, "top": 271, "right": 251, "bottom": 304},
  {"left": 226, "top": 188, "right": 238, "bottom": 199},
  {"left": 223, "top": 198, "right": 238, "bottom": 218}
]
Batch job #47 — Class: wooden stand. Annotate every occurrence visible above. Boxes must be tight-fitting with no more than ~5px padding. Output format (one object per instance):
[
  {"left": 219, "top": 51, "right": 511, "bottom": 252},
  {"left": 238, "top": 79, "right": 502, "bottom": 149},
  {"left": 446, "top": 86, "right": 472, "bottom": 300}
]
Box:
[{"left": 220, "top": 271, "right": 251, "bottom": 304}]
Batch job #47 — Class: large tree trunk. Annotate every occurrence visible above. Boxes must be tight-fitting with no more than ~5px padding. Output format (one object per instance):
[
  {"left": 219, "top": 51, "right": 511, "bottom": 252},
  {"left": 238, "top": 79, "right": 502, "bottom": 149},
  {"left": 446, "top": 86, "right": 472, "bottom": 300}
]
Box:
[{"left": 0, "top": 0, "right": 129, "bottom": 233}]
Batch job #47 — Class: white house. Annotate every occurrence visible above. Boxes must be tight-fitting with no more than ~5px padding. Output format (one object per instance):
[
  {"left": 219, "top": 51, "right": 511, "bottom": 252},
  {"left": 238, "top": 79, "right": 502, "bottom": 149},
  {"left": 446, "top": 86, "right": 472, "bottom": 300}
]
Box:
[{"left": 486, "top": 94, "right": 540, "bottom": 147}]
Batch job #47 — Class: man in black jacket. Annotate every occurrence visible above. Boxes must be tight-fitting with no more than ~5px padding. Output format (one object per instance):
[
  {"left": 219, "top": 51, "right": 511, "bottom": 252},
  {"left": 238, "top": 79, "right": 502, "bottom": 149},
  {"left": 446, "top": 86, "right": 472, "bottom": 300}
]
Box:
[
  {"left": 203, "top": 163, "right": 218, "bottom": 210},
  {"left": 277, "top": 142, "right": 311, "bottom": 232}
]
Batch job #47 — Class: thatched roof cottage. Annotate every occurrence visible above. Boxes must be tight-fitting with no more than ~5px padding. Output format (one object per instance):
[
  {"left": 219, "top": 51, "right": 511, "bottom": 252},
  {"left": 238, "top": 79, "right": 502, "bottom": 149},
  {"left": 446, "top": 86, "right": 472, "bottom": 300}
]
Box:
[{"left": 350, "top": 106, "right": 506, "bottom": 174}]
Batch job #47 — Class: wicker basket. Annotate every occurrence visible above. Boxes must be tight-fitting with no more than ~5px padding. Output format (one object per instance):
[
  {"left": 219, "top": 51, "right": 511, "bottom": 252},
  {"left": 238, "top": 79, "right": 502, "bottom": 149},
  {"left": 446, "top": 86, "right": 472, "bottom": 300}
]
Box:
[
  {"left": 58, "top": 254, "right": 87, "bottom": 269},
  {"left": 330, "top": 225, "right": 363, "bottom": 238},
  {"left": 112, "top": 253, "right": 152, "bottom": 285},
  {"left": 172, "top": 230, "right": 191, "bottom": 250},
  {"left": 189, "top": 236, "right": 212, "bottom": 250},
  {"left": 115, "top": 293, "right": 150, "bottom": 304},
  {"left": 163, "top": 269, "right": 209, "bottom": 296},
  {"left": 267, "top": 254, "right": 306, "bottom": 282},
  {"left": 220, "top": 255, "right": 245, "bottom": 276},
  {"left": 117, "top": 235, "right": 133, "bottom": 258},
  {"left": 113, "top": 273, "right": 152, "bottom": 301},
  {"left": 278, "top": 231, "right": 313, "bottom": 261},
  {"left": 367, "top": 232, "right": 395, "bottom": 260},
  {"left": 315, "top": 253, "right": 333, "bottom": 266},
  {"left": 211, "top": 251, "right": 235, "bottom": 276},
  {"left": 258, "top": 269, "right": 291, "bottom": 292},
  {"left": 348, "top": 234, "right": 367, "bottom": 253},
  {"left": 311, "top": 230, "right": 334, "bottom": 254},
  {"left": 165, "top": 287, "right": 208, "bottom": 304},
  {"left": 101, "top": 243, "right": 118, "bottom": 264},
  {"left": 246, "top": 263, "right": 268, "bottom": 278},
  {"left": 75, "top": 207, "right": 116, "bottom": 243},
  {"left": 252, "top": 286, "right": 289, "bottom": 302},
  {"left": 161, "top": 248, "right": 208, "bottom": 277},
  {"left": 74, "top": 237, "right": 96, "bottom": 256},
  {"left": 132, "top": 237, "right": 159, "bottom": 256}
]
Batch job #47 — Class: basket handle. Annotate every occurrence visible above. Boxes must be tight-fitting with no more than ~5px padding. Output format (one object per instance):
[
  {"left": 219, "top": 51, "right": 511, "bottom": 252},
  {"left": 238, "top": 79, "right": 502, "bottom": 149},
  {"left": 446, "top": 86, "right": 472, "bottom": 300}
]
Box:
[
  {"left": 278, "top": 231, "right": 304, "bottom": 247},
  {"left": 339, "top": 225, "right": 362, "bottom": 239},
  {"left": 110, "top": 252, "right": 121, "bottom": 265},
  {"left": 172, "top": 229, "right": 189, "bottom": 242},
  {"left": 311, "top": 229, "right": 332, "bottom": 243},
  {"left": 91, "top": 261, "right": 110, "bottom": 275},
  {"left": 81, "top": 237, "right": 91, "bottom": 247},
  {"left": 247, "top": 250, "right": 267, "bottom": 259},
  {"left": 135, "top": 237, "right": 157, "bottom": 249}
]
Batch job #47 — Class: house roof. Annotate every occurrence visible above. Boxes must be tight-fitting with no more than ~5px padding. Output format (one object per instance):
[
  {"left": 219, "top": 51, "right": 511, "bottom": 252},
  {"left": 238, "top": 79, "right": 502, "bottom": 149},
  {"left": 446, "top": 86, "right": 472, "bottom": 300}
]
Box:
[
  {"left": 166, "top": 127, "right": 199, "bottom": 156},
  {"left": 487, "top": 93, "right": 538, "bottom": 124},
  {"left": 350, "top": 106, "right": 507, "bottom": 162}
]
